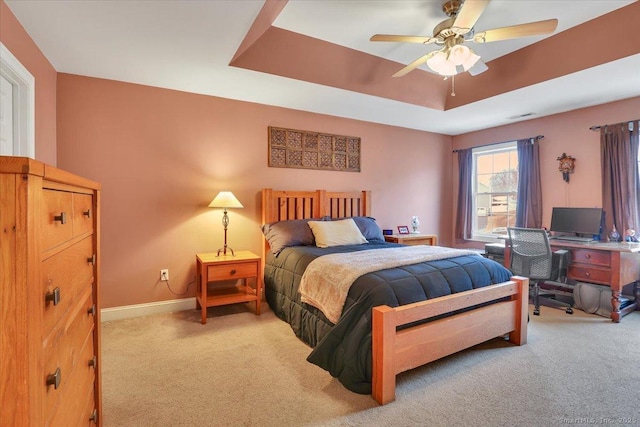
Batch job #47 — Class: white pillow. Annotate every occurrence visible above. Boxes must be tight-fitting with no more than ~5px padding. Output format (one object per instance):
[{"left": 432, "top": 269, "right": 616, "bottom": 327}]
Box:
[{"left": 308, "top": 218, "right": 368, "bottom": 248}]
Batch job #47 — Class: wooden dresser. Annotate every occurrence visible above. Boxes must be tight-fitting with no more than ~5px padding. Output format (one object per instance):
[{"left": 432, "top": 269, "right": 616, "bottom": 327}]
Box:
[{"left": 0, "top": 156, "right": 102, "bottom": 426}]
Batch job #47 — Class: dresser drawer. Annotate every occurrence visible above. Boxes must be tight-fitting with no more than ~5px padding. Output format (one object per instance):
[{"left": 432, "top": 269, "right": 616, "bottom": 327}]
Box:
[
  {"left": 568, "top": 265, "right": 612, "bottom": 285},
  {"left": 42, "top": 189, "right": 74, "bottom": 251},
  {"left": 208, "top": 261, "right": 258, "bottom": 281},
  {"left": 43, "top": 290, "right": 96, "bottom": 421},
  {"left": 80, "top": 386, "right": 98, "bottom": 426},
  {"left": 73, "top": 193, "right": 94, "bottom": 237},
  {"left": 42, "top": 236, "right": 95, "bottom": 336},
  {"left": 570, "top": 249, "right": 611, "bottom": 267},
  {"left": 46, "top": 333, "right": 96, "bottom": 427}
]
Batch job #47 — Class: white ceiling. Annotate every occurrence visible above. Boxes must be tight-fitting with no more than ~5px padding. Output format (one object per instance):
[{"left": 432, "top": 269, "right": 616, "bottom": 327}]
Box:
[{"left": 5, "top": 0, "right": 640, "bottom": 135}]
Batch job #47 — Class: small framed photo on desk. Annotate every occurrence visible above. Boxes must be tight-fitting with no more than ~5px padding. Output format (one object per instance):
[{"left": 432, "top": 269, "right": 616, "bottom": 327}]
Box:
[{"left": 397, "top": 225, "right": 410, "bottom": 235}]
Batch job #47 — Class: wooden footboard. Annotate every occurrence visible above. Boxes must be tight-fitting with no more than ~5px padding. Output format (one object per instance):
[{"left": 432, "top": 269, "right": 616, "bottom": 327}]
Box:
[{"left": 372, "top": 276, "right": 529, "bottom": 405}]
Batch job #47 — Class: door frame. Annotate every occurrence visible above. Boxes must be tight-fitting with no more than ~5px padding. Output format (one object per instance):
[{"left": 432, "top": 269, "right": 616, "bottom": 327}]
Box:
[{"left": 0, "top": 42, "right": 35, "bottom": 158}]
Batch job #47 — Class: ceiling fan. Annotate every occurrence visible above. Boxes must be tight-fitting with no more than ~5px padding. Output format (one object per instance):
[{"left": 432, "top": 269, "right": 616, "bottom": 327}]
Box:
[{"left": 370, "top": 0, "right": 558, "bottom": 78}]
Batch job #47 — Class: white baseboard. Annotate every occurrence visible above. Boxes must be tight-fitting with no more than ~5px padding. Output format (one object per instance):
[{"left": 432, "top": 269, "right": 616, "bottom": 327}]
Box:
[{"left": 100, "top": 297, "right": 196, "bottom": 322}]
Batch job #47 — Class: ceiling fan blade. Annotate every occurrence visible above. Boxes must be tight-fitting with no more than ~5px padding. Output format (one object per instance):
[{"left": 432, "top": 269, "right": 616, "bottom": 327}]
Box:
[
  {"left": 473, "top": 19, "right": 558, "bottom": 43},
  {"left": 370, "top": 34, "right": 437, "bottom": 44},
  {"left": 451, "top": 0, "right": 490, "bottom": 35},
  {"left": 468, "top": 59, "right": 488, "bottom": 76},
  {"left": 392, "top": 52, "right": 436, "bottom": 77}
]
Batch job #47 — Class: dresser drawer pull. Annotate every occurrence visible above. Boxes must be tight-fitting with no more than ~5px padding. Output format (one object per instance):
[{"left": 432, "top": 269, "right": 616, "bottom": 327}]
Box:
[
  {"left": 53, "top": 212, "right": 67, "bottom": 224},
  {"left": 585, "top": 254, "right": 591, "bottom": 259},
  {"left": 89, "top": 356, "right": 97, "bottom": 369},
  {"left": 46, "top": 367, "right": 61, "bottom": 389},
  {"left": 89, "top": 409, "right": 98, "bottom": 423},
  {"left": 88, "top": 304, "right": 97, "bottom": 316},
  {"left": 585, "top": 272, "right": 591, "bottom": 277},
  {"left": 83, "top": 208, "right": 92, "bottom": 218},
  {"left": 230, "top": 269, "right": 237, "bottom": 275},
  {"left": 87, "top": 254, "right": 96, "bottom": 265},
  {"left": 45, "top": 287, "right": 61, "bottom": 306}
]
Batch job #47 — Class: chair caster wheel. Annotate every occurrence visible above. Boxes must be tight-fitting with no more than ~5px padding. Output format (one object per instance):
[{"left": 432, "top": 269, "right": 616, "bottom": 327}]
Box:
[
  {"left": 533, "top": 309, "right": 540, "bottom": 316},
  {"left": 566, "top": 308, "right": 573, "bottom": 314}
]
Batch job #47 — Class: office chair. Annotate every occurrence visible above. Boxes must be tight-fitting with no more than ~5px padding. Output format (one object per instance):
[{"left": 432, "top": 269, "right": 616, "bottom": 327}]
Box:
[{"left": 507, "top": 227, "right": 574, "bottom": 316}]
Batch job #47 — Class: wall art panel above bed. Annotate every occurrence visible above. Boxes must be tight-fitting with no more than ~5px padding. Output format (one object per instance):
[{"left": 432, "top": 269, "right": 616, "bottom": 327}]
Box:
[{"left": 268, "top": 126, "right": 361, "bottom": 172}]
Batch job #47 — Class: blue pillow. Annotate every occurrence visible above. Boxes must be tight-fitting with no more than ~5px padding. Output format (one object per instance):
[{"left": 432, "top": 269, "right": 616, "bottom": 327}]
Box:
[
  {"left": 348, "top": 216, "right": 385, "bottom": 243},
  {"left": 261, "top": 217, "right": 329, "bottom": 255}
]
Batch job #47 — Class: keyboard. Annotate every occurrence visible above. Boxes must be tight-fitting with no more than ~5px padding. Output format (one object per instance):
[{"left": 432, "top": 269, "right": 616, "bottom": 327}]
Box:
[{"left": 550, "top": 235, "right": 594, "bottom": 243}]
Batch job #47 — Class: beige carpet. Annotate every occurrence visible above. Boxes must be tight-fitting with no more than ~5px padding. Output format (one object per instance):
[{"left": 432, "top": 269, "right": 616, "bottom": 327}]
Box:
[{"left": 101, "top": 303, "right": 640, "bottom": 427}]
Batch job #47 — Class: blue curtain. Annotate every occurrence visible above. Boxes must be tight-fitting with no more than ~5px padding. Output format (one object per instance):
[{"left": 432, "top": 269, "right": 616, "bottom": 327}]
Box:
[
  {"left": 455, "top": 149, "right": 473, "bottom": 242},
  {"left": 600, "top": 121, "right": 640, "bottom": 238},
  {"left": 516, "top": 138, "right": 543, "bottom": 228}
]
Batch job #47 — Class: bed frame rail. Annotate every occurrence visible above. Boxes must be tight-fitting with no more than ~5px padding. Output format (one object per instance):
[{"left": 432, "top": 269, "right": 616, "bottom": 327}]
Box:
[{"left": 372, "top": 277, "right": 529, "bottom": 405}]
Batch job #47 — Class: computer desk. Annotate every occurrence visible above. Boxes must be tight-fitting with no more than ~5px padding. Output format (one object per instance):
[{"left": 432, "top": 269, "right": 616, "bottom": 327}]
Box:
[{"left": 505, "top": 240, "right": 640, "bottom": 323}]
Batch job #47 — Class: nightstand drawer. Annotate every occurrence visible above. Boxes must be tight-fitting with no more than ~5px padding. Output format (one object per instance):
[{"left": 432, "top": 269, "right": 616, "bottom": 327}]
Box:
[{"left": 207, "top": 262, "right": 258, "bottom": 281}]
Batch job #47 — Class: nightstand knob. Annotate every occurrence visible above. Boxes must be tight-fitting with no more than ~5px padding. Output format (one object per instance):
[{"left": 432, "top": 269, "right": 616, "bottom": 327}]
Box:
[{"left": 230, "top": 269, "right": 236, "bottom": 275}]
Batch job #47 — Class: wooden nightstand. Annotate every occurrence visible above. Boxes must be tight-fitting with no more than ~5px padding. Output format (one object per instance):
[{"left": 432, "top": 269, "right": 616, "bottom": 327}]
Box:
[
  {"left": 195, "top": 251, "right": 262, "bottom": 324},
  {"left": 385, "top": 234, "right": 438, "bottom": 246}
]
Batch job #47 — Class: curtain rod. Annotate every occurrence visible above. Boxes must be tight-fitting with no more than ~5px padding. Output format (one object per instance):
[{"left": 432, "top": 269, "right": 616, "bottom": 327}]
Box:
[
  {"left": 590, "top": 119, "right": 638, "bottom": 131},
  {"left": 452, "top": 135, "right": 544, "bottom": 153}
]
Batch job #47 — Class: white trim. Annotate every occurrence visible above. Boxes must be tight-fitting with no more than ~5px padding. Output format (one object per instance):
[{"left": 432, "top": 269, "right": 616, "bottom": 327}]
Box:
[
  {"left": 0, "top": 42, "right": 35, "bottom": 158},
  {"left": 100, "top": 297, "right": 196, "bottom": 322}
]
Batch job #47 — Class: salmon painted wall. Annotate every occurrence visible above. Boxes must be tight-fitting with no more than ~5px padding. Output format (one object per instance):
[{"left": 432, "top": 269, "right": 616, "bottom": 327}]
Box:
[
  {"left": 0, "top": 0, "right": 57, "bottom": 164},
  {"left": 451, "top": 96, "right": 640, "bottom": 249},
  {"left": 56, "top": 74, "right": 452, "bottom": 308}
]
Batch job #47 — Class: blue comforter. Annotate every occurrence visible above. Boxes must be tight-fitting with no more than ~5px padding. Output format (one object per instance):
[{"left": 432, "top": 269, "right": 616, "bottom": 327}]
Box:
[{"left": 264, "top": 243, "right": 512, "bottom": 394}]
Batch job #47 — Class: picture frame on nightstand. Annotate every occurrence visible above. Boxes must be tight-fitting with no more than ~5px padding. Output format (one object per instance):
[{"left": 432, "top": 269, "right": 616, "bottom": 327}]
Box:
[{"left": 397, "top": 225, "right": 410, "bottom": 234}]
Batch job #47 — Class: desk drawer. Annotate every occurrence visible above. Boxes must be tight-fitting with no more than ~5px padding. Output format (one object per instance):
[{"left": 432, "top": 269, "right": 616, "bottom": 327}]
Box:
[
  {"left": 571, "top": 249, "right": 610, "bottom": 267},
  {"left": 569, "top": 265, "right": 611, "bottom": 285},
  {"left": 208, "top": 262, "right": 258, "bottom": 281}
]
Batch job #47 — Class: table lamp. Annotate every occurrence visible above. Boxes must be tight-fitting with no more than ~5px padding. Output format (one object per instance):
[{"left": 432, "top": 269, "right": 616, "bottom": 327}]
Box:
[{"left": 208, "top": 191, "right": 244, "bottom": 256}]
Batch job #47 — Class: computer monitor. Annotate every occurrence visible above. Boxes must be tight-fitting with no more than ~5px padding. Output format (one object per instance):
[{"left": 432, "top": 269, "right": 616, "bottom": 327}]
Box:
[{"left": 549, "top": 207, "right": 604, "bottom": 237}]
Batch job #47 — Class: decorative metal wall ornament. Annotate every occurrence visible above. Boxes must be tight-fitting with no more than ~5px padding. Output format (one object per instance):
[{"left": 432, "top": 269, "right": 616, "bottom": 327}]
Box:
[
  {"left": 268, "top": 126, "right": 361, "bottom": 172},
  {"left": 556, "top": 153, "right": 575, "bottom": 182}
]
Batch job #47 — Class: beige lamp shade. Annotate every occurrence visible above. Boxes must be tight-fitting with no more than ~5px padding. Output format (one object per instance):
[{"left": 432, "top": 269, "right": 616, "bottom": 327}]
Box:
[{"left": 208, "top": 191, "right": 244, "bottom": 209}]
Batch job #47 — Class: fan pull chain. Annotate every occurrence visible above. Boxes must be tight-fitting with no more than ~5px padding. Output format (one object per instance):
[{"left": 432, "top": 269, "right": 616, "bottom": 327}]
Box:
[{"left": 451, "top": 75, "right": 456, "bottom": 97}]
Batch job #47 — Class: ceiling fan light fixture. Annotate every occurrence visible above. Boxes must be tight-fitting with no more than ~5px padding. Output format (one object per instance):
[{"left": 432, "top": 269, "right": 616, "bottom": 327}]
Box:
[
  {"left": 461, "top": 50, "right": 481, "bottom": 71},
  {"left": 448, "top": 44, "right": 470, "bottom": 66},
  {"left": 426, "top": 51, "right": 457, "bottom": 76}
]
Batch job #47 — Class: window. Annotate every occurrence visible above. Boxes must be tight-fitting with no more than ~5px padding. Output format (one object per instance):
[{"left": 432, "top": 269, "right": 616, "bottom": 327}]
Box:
[{"left": 472, "top": 141, "right": 518, "bottom": 240}]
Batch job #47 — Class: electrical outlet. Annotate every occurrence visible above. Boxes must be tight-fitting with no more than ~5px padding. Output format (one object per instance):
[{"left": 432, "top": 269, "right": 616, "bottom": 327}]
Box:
[{"left": 160, "top": 269, "right": 169, "bottom": 281}]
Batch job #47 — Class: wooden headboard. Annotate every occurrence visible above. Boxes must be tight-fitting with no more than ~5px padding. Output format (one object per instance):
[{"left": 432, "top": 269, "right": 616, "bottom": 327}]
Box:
[{"left": 261, "top": 188, "right": 371, "bottom": 257}]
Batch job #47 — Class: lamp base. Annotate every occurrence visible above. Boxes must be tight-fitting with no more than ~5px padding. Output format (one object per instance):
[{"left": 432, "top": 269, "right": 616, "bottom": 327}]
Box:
[{"left": 216, "top": 246, "right": 235, "bottom": 257}]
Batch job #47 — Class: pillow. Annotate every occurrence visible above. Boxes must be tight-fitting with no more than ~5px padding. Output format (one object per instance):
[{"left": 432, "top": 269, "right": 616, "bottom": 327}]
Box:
[
  {"left": 261, "top": 219, "right": 317, "bottom": 255},
  {"left": 308, "top": 218, "right": 368, "bottom": 248},
  {"left": 350, "top": 216, "right": 385, "bottom": 243}
]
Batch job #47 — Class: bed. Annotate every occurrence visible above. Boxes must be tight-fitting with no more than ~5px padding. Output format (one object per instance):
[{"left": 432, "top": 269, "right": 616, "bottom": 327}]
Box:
[{"left": 261, "top": 188, "right": 528, "bottom": 404}]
